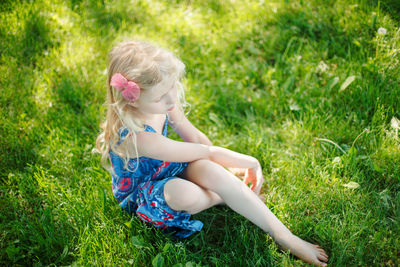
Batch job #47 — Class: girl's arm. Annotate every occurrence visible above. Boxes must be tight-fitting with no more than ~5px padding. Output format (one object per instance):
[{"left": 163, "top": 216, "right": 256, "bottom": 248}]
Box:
[
  {"left": 136, "top": 131, "right": 257, "bottom": 169},
  {"left": 168, "top": 107, "right": 213, "bottom": 146},
  {"left": 135, "top": 132, "right": 263, "bottom": 193}
]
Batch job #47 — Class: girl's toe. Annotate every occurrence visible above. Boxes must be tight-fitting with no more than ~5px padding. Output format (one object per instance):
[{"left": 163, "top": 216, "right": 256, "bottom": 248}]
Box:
[
  {"left": 318, "top": 254, "right": 328, "bottom": 262},
  {"left": 318, "top": 249, "right": 328, "bottom": 258},
  {"left": 314, "top": 260, "right": 327, "bottom": 267}
]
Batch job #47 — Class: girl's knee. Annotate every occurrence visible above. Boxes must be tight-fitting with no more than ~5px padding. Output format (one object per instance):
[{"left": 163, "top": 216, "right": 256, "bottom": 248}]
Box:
[
  {"left": 189, "top": 159, "right": 227, "bottom": 177},
  {"left": 187, "top": 159, "right": 242, "bottom": 192},
  {"left": 188, "top": 159, "right": 212, "bottom": 172},
  {"left": 163, "top": 178, "right": 201, "bottom": 212}
]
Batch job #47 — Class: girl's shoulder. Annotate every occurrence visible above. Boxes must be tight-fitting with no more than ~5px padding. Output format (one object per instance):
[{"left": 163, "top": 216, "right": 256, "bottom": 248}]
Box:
[
  {"left": 113, "top": 114, "right": 169, "bottom": 157},
  {"left": 117, "top": 114, "right": 167, "bottom": 142}
]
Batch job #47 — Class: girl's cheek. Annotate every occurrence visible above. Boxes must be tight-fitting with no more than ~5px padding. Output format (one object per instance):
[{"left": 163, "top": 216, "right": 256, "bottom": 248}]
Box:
[{"left": 167, "top": 92, "right": 176, "bottom": 105}]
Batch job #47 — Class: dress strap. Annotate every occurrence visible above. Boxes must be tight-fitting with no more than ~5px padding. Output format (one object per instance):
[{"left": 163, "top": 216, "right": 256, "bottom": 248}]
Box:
[
  {"left": 143, "top": 115, "right": 168, "bottom": 136},
  {"left": 162, "top": 115, "right": 169, "bottom": 136},
  {"left": 117, "top": 126, "right": 130, "bottom": 146}
]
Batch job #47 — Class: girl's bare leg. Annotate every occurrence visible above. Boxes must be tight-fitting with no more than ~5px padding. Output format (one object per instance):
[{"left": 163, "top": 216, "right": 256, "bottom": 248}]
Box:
[
  {"left": 164, "top": 178, "right": 224, "bottom": 214},
  {"left": 172, "top": 159, "right": 329, "bottom": 266}
]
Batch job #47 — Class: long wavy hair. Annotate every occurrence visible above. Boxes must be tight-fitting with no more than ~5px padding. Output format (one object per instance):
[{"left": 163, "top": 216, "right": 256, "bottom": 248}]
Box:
[{"left": 95, "top": 40, "right": 187, "bottom": 174}]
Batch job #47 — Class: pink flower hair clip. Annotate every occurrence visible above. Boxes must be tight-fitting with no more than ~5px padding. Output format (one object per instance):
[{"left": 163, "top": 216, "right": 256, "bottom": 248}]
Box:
[{"left": 110, "top": 73, "right": 140, "bottom": 102}]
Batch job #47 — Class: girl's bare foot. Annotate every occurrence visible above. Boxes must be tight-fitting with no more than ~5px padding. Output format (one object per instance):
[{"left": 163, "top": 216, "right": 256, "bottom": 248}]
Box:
[{"left": 276, "top": 234, "right": 329, "bottom": 266}]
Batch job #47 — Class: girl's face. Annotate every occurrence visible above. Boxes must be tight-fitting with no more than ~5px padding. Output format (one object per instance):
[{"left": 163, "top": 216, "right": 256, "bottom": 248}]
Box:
[{"left": 131, "top": 77, "right": 177, "bottom": 116}]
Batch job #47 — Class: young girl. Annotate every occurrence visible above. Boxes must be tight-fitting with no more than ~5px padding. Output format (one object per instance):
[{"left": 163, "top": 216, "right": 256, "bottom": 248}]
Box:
[{"left": 96, "top": 40, "right": 329, "bottom": 266}]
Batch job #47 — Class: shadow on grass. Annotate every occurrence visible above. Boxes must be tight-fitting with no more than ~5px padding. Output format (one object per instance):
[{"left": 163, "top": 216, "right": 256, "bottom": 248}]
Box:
[
  {"left": 0, "top": 66, "right": 42, "bottom": 178},
  {"left": 0, "top": 170, "right": 76, "bottom": 266},
  {"left": 22, "top": 10, "right": 54, "bottom": 66},
  {"left": 70, "top": 0, "right": 161, "bottom": 37},
  {"left": 368, "top": 0, "right": 400, "bottom": 21}
]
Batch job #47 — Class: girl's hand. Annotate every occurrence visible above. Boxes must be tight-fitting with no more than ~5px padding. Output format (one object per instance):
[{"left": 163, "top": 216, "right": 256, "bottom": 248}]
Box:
[{"left": 243, "top": 162, "right": 264, "bottom": 196}]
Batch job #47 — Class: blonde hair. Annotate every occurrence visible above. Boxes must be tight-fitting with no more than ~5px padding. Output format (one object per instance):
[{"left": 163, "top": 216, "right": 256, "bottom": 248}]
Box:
[{"left": 96, "top": 40, "right": 187, "bottom": 174}]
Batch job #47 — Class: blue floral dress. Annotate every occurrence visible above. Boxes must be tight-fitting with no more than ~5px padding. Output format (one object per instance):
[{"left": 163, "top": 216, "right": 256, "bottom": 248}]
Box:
[{"left": 109, "top": 116, "right": 203, "bottom": 238}]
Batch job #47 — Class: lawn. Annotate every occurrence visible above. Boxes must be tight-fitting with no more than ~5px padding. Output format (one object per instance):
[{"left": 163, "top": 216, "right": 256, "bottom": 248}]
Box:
[{"left": 1, "top": 0, "right": 399, "bottom": 266}]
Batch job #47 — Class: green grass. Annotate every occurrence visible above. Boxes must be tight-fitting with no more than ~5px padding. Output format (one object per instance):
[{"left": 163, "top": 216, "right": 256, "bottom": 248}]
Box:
[{"left": 1, "top": 0, "right": 399, "bottom": 266}]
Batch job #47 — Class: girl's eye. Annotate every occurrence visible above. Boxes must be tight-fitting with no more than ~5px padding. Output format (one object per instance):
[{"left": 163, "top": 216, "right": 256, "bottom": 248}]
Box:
[{"left": 155, "top": 93, "right": 167, "bottom": 102}]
